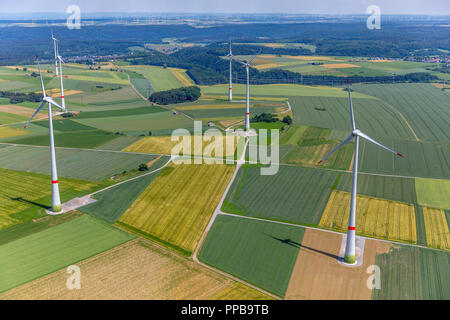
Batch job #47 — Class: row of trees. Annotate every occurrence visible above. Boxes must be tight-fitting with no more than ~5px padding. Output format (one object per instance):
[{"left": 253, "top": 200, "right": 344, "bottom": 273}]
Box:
[
  {"left": 0, "top": 91, "right": 42, "bottom": 104},
  {"left": 149, "top": 86, "right": 201, "bottom": 105}
]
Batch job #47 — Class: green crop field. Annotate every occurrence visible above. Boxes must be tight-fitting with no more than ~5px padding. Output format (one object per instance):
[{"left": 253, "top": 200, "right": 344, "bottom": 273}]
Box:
[
  {"left": 199, "top": 214, "right": 305, "bottom": 297},
  {"left": 280, "top": 125, "right": 354, "bottom": 170},
  {"left": 0, "top": 144, "right": 158, "bottom": 181},
  {"left": 0, "top": 111, "right": 28, "bottom": 125},
  {"left": 178, "top": 105, "right": 281, "bottom": 120},
  {"left": 0, "top": 215, "right": 135, "bottom": 293},
  {"left": 66, "top": 87, "right": 141, "bottom": 105},
  {"left": 31, "top": 119, "right": 98, "bottom": 132},
  {"left": 353, "top": 83, "right": 450, "bottom": 143},
  {"left": 372, "top": 244, "right": 450, "bottom": 299},
  {"left": 75, "top": 106, "right": 166, "bottom": 119},
  {"left": 288, "top": 96, "right": 416, "bottom": 140},
  {"left": 95, "top": 136, "right": 142, "bottom": 151},
  {"left": 337, "top": 173, "right": 417, "bottom": 204},
  {"left": 121, "top": 65, "right": 183, "bottom": 92},
  {"left": 0, "top": 168, "right": 100, "bottom": 229},
  {"left": 358, "top": 138, "right": 450, "bottom": 179},
  {"left": 80, "top": 157, "right": 169, "bottom": 223},
  {"left": 201, "top": 83, "right": 374, "bottom": 99},
  {"left": 73, "top": 111, "right": 195, "bottom": 135},
  {"left": 8, "top": 129, "right": 118, "bottom": 149},
  {"left": 415, "top": 178, "right": 450, "bottom": 210},
  {"left": 222, "top": 164, "right": 338, "bottom": 226}
]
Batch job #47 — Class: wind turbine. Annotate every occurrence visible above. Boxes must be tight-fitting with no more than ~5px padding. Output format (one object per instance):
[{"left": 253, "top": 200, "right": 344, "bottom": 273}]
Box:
[
  {"left": 24, "top": 57, "right": 72, "bottom": 213},
  {"left": 51, "top": 32, "right": 59, "bottom": 76},
  {"left": 226, "top": 39, "right": 233, "bottom": 101},
  {"left": 317, "top": 80, "right": 403, "bottom": 264},
  {"left": 52, "top": 34, "right": 66, "bottom": 110},
  {"left": 234, "top": 51, "right": 260, "bottom": 131}
]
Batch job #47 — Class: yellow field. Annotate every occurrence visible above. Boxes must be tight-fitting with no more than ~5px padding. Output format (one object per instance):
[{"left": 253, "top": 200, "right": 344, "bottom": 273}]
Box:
[
  {"left": 0, "top": 239, "right": 271, "bottom": 300},
  {"left": 124, "top": 135, "right": 240, "bottom": 157},
  {"left": 168, "top": 67, "right": 194, "bottom": 86},
  {"left": 0, "top": 126, "right": 30, "bottom": 139},
  {"left": 0, "top": 105, "right": 47, "bottom": 120},
  {"left": 47, "top": 88, "right": 83, "bottom": 97},
  {"left": 422, "top": 207, "right": 450, "bottom": 250},
  {"left": 0, "top": 168, "right": 98, "bottom": 229},
  {"left": 175, "top": 103, "right": 246, "bottom": 111},
  {"left": 322, "top": 63, "right": 360, "bottom": 69},
  {"left": 6, "top": 66, "right": 39, "bottom": 72},
  {"left": 319, "top": 190, "right": 417, "bottom": 243},
  {"left": 118, "top": 164, "right": 235, "bottom": 254},
  {"left": 284, "top": 55, "right": 344, "bottom": 62}
]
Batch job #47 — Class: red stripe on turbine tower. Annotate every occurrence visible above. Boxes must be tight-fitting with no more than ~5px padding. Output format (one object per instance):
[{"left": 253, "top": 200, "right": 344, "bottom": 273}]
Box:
[
  {"left": 52, "top": 180, "right": 58, "bottom": 184},
  {"left": 61, "top": 96, "right": 64, "bottom": 98},
  {"left": 348, "top": 226, "right": 355, "bottom": 230},
  {"left": 245, "top": 112, "right": 249, "bottom": 115}
]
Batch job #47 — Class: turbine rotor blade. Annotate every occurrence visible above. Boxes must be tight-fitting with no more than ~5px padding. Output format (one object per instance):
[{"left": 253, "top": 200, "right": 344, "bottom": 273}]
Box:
[
  {"left": 356, "top": 131, "right": 403, "bottom": 157},
  {"left": 36, "top": 58, "right": 46, "bottom": 97},
  {"left": 247, "top": 50, "right": 261, "bottom": 64},
  {"left": 24, "top": 101, "right": 46, "bottom": 128},
  {"left": 318, "top": 134, "right": 354, "bottom": 164},
  {"left": 347, "top": 79, "right": 356, "bottom": 130}
]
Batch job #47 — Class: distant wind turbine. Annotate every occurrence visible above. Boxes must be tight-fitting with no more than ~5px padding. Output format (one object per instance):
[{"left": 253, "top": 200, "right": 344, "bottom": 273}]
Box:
[
  {"left": 51, "top": 32, "right": 59, "bottom": 76},
  {"left": 318, "top": 79, "right": 403, "bottom": 264},
  {"left": 52, "top": 34, "right": 67, "bottom": 110},
  {"left": 226, "top": 39, "right": 233, "bottom": 101},
  {"left": 24, "top": 57, "right": 74, "bottom": 213},
  {"left": 234, "top": 51, "right": 260, "bottom": 131}
]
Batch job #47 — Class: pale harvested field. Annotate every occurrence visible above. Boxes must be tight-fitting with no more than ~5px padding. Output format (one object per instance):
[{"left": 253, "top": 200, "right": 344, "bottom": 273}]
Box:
[
  {"left": 49, "top": 89, "right": 83, "bottom": 98},
  {"left": 0, "top": 126, "right": 30, "bottom": 139},
  {"left": 319, "top": 191, "right": 417, "bottom": 243},
  {"left": 0, "top": 105, "right": 47, "bottom": 120},
  {"left": 123, "top": 135, "right": 240, "bottom": 157},
  {"left": 175, "top": 103, "right": 246, "bottom": 111},
  {"left": 118, "top": 164, "right": 235, "bottom": 254},
  {"left": 168, "top": 67, "right": 194, "bottom": 86},
  {"left": 285, "top": 229, "right": 391, "bottom": 300},
  {"left": 0, "top": 239, "right": 270, "bottom": 300},
  {"left": 285, "top": 55, "right": 343, "bottom": 61},
  {"left": 422, "top": 207, "right": 450, "bottom": 250}
]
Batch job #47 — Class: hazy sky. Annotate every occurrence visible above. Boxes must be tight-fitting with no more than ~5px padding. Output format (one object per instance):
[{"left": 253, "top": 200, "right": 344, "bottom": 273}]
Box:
[{"left": 1, "top": 0, "right": 449, "bottom": 15}]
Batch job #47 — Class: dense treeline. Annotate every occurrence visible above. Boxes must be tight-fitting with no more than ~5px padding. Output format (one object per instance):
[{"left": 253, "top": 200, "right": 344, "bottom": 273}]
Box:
[
  {"left": 149, "top": 86, "right": 201, "bottom": 105},
  {"left": 1, "top": 20, "right": 448, "bottom": 65},
  {"left": 0, "top": 91, "right": 42, "bottom": 104},
  {"left": 130, "top": 46, "right": 438, "bottom": 86}
]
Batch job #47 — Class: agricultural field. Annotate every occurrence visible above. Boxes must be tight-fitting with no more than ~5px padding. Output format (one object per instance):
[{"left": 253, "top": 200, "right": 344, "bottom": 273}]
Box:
[
  {"left": 201, "top": 83, "right": 373, "bottom": 99},
  {"left": 353, "top": 83, "right": 450, "bottom": 143},
  {"left": 167, "top": 67, "right": 195, "bottom": 86},
  {"left": 0, "top": 239, "right": 271, "bottom": 300},
  {"left": 0, "top": 144, "right": 158, "bottom": 181},
  {"left": 280, "top": 125, "right": 354, "bottom": 170},
  {"left": 285, "top": 229, "right": 391, "bottom": 300},
  {"left": 0, "top": 125, "right": 29, "bottom": 139},
  {"left": 358, "top": 138, "right": 450, "bottom": 179},
  {"left": 121, "top": 65, "right": 184, "bottom": 92},
  {"left": 422, "top": 207, "right": 450, "bottom": 250},
  {"left": 0, "top": 215, "right": 135, "bottom": 293},
  {"left": 0, "top": 168, "right": 100, "bottom": 229},
  {"left": 373, "top": 244, "right": 450, "bottom": 299},
  {"left": 80, "top": 157, "right": 169, "bottom": 223},
  {"left": 288, "top": 96, "right": 416, "bottom": 140},
  {"left": 123, "top": 135, "right": 242, "bottom": 158},
  {"left": 222, "top": 164, "right": 338, "bottom": 226},
  {"left": 199, "top": 214, "right": 305, "bottom": 297},
  {"left": 319, "top": 190, "right": 417, "bottom": 244},
  {"left": 415, "top": 178, "right": 450, "bottom": 210},
  {"left": 73, "top": 110, "right": 196, "bottom": 135},
  {"left": 118, "top": 164, "right": 235, "bottom": 255}
]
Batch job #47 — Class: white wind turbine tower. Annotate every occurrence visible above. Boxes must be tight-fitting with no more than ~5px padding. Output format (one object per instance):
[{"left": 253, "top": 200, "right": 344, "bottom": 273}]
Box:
[
  {"left": 318, "top": 79, "right": 403, "bottom": 264},
  {"left": 24, "top": 58, "right": 73, "bottom": 213},
  {"left": 226, "top": 39, "right": 233, "bottom": 101},
  {"left": 234, "top": 51, "right": 260, "bottom": 131}
]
